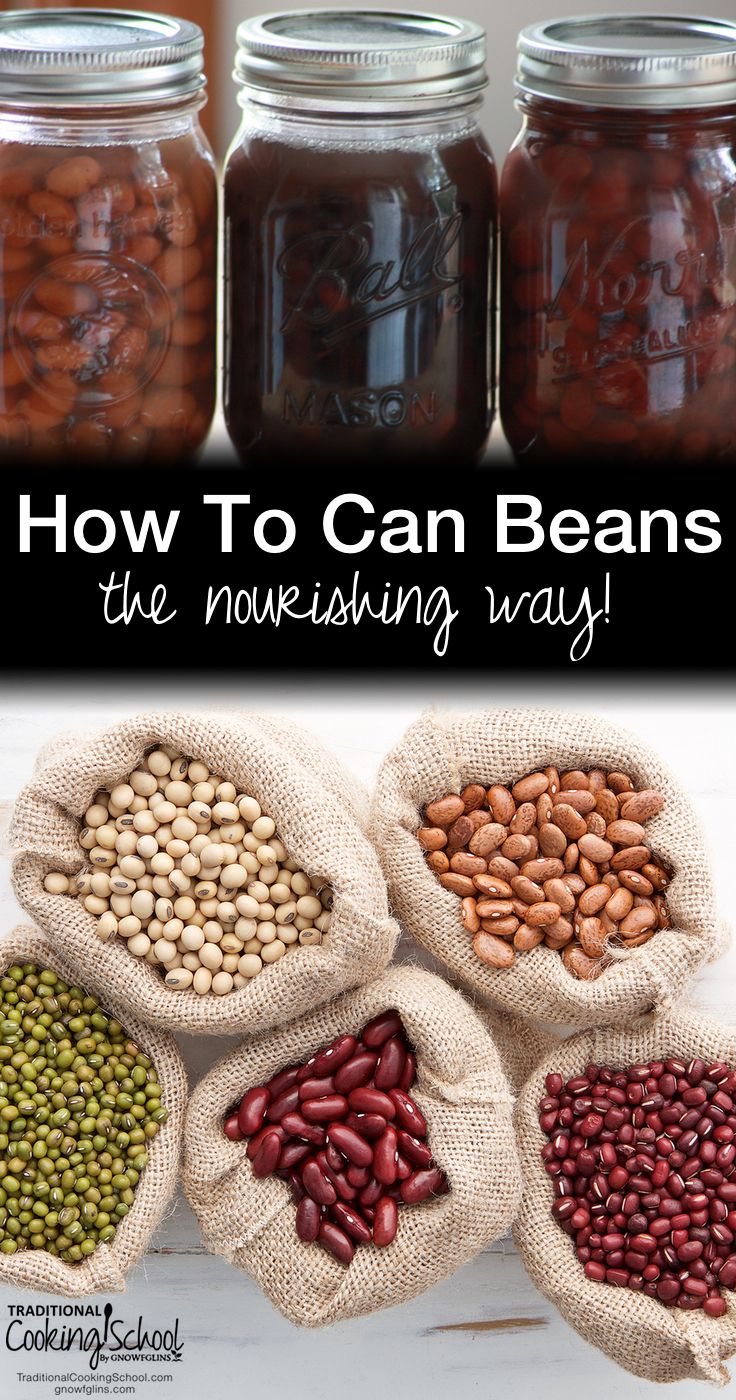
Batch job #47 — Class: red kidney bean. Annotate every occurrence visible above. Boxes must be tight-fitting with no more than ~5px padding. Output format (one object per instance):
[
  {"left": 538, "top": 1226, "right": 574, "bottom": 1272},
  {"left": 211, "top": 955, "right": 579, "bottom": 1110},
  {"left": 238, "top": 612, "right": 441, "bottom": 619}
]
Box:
[
  {"left": 252, "top": 1130, "right": 282, "bottom": 1179},
  {"left": 299, "top": 1076, "right": 335, "bottom": 1102},
  {"left": 374, "top": 1126, "right": 399, "bottom": 1186},
  {"left": 266, "top": 1065, "right": 300, "bottom": 1098},
  {"left": 318, "top": 1220, "right": 354, "bottom": 1265},
  {"left": 362, "top": 1011, "right": 404, "bottom": 1048},
  {"left": 247, "top": 1123, "right": 285, "bottom": 1160},
  {"left": 348, "top": 1087, "right": 396, "bottom": 1118},
  {"left": 374, "top": 1195, "right": 399, "bottom": 1246},
  {"left": 334, "top": 1052, "right": 378, "bottom": 1093},
  {"left": 400, "top": 1167, "right": 446, "bottom": 1204},
  {"left": 345, "top": 1112, "right": 387, "bottom": 1140},
  {"left": 237, "top": 1086, "right": 270, "bottom": 1136},
  {"left": 317, "top": 1153, "right": 358, "bottom": 1202},
  {"left": 303, "top": 1159, "right": 337, "bottom": 1206},
  {"left": 397, "top": 1130, "right": 434, "bottom": 1169},
  {"left": 327, "top": 1122, "right": 374, "bottom": 1168},
  {"left": 539, "top": 1056, "right": 736, "bottom": 1312},
  {"left": 312, "top": 1035, "right": 358, "bottom": 1078},
  {"left": 266, "top": 1085, "right": 301, "bottom": 1123},
  {"left": 359, "top": 1177, "right": 384, "bottom": 1208},
  {"left": 301, "top": 1095, "right": 349, "bottom": 1123},
  {"left": 325, "top": 1143, "right": 344, "bottom": 1172},
  {"left": 223, "top": 1113, "right": 243, "bottom": 1142},
  {"left": 347, "top": 1164, "right": 370, "bottom": 1188},
  {"left": 296, "top": 1195, "right": 321, "bottom": 1242},
  {"left": 278, "top": 1140, "right": 311, "bottom": 1171},
  {"left": 399, "top": 1051, "right": 417, "bottom": 1093},
  {"left": 280, "top": 1112, "right": 326, "bottom": 1147},
  {"left": 331, "top": 1200, "right": 372, "bottom": 1244},
  {"left": 374, "top": 1037, "right": 406, "bottom": 1092},
  {"left": 390, "top": 1089, "right": 427, "bottom": 1137}
]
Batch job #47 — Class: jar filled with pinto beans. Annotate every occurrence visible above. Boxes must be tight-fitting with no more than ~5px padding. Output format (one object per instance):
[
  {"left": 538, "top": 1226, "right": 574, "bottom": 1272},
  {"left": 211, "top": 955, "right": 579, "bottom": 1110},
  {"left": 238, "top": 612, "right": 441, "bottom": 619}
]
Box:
[
  {"left": 0, "top": 9, "right": 217, "bottom": 461},
  {"left": 225, "top": 10, "right": 496, "bottom": 465},
  {"left": 501, "top": 15, "right": 736, "bottom": 464}
]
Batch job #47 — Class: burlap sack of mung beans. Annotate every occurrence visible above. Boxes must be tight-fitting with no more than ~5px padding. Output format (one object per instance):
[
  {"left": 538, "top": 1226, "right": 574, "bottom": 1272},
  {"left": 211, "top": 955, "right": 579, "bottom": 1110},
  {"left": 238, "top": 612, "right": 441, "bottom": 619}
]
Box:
[
  {"left": 8, "top": 710, "right": 399, "bottom": 1036},
  {"left": 182, "top": 965, "right": 521, "bottom": 1326},
  {"left": 0, "top": 925, "right": 186, "bottom": 1297},
  {"left": 514, "top": 1006, "right": 736, "bottom": 1384},
  {"left": 372, "top": 708, "right": 727, "bottom": 1028}
]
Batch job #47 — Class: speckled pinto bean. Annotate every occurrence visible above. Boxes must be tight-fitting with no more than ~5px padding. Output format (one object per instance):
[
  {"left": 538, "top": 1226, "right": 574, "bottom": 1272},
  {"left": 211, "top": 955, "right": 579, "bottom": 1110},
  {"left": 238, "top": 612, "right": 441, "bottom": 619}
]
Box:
[
  {"left": 224, "top": 1012, "right": 449, "bottom": 1263},
  {"left": 539, "top": 1058, "right": 736, "bottom": 1315},
  {"left": 418, "top": 769, "right": 670, "bottom": 977},
  {"left": 500, "top": 95, "right": 736, "bottom": 463},
  {"left": 0, "top": 129, "right": 216, "bottom": 460}
]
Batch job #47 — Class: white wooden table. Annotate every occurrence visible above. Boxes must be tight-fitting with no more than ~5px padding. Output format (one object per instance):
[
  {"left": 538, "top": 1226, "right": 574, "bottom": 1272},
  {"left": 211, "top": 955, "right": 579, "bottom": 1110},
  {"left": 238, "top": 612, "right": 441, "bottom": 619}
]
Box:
[{"left": 0, "top": 684, "right": 732, "bottom": 1399}]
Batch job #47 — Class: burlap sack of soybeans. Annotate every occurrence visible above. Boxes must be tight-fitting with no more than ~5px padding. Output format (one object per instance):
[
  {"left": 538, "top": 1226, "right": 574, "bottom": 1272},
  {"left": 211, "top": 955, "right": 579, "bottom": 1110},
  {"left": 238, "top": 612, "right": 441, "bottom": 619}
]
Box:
[
  {"left": 8, "top": 711, "right": 399, "bottom": 1035},
  {"left": 514, "top": 1006, "right": 736, "bottom": 1384},
  {"left": 372, "top": 708, "right": 727, "bottom": 1027},
  {"left": 0, "top": 925, "right": 186, "bottom": 1297},
  {"left": 182, "top": 965, "right": 521, "bottom": 1326}
]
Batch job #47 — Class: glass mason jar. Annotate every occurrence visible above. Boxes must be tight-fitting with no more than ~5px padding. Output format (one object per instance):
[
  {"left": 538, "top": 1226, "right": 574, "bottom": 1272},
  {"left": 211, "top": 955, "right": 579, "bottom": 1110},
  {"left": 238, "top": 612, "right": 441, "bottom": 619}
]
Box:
[
  {"left": 225, "top": 10, "right": 496, "bottom": 465},
  {"left": 500, "top": 16, "right": 736, "bottom": 464},
  {"left": 0, "top": 9, "right": 217, "bottom": 462}
]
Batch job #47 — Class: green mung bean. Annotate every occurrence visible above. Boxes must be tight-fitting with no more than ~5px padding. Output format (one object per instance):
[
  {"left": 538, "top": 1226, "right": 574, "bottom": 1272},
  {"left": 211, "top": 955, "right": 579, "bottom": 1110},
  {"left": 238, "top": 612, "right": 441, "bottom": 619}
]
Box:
[{"left": 0, "top": 965, "right": 168, "bottom": 1264}]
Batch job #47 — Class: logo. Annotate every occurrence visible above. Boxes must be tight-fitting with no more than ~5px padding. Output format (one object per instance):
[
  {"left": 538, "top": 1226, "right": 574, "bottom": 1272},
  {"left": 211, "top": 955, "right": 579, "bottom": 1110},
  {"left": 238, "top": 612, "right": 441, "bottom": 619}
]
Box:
[
  {"left": 10, "top": 253, "right": 172, "bottom": 407},
  {"left": 5, "top": 1303, "right": 183, "bottom": 1373},
  {"left": 276, "top": 214, "right": 465, "bottom": 348}
]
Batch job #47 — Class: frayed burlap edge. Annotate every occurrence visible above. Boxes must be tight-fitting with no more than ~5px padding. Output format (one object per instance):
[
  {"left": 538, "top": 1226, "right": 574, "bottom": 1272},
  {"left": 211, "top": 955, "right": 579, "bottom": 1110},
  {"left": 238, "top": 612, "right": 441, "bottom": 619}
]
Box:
[
  {"left": 372, "top": 708, "right": 728, "bottom": 1028},
  {"left": 0, "top": 926, "right": 186, "bottom": 1297},
  {"left": 8, "top": 710, "right": 399, "bottom": 1036},
  {"left": 514, "top": 1006, "right": 736, "bottom": 1385},
  {"left": 183, "top": 965, "right": 521, "bottom": 1327}
]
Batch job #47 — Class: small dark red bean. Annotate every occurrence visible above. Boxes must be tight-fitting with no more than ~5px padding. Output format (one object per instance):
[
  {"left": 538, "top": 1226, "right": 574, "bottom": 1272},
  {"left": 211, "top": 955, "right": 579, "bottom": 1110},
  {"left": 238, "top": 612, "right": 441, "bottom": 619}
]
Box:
[
  {"left": 296, "top": 1195, "right": 321, "bottom": 1242},
  {"left": 400, "top": 1167, "right": 446, "bottom": 1204},
  {"left": 237, "top": 1086, "right": 270, "bottom": 1136},
  {"left": 331, "top": 1200, "right": 372, "bottom": 1244},
  {"left": 373, "top": 1195, "right": 399, "bottom": 1246},
  {"left": 312, "top": 1035, "right": 358, "bottom": 1078},
  {"left": 301, "top": 1095, "right": 349, "bottom": 1123},
  {"left": 374, "top": 1126, "right": 399, "bottom": 1186},
  {"left": 345, "top": 1112, "right": 387, "bottom": 1140},
  {"left": 224, "top": 1113, "right": 243, "bottom": 1142},
  {"left": 318, "top": 1220, "right": 354, "bottom": 1265},
  {"left": 334, "top": 1052, "right": 378, "bottom": 1094},
  {"left": 247, "top": 1123, "right": 285, "bottom": 1160},
  {"left": 327, "top": 1122, "right": 374, "bottom": 1168},
  {"left": 266, "top": 1065, "right": 300, "bottom": 1098},
  {"left": 298, "top": 1076, "right": 335, "bottom": 1102},
  {"left": 390, "top": 1089, "right": 427, "bottom": 1137},
  {"left": 252, "top": 1130, "right": 282, "bottom": 1179},
  {"left": 266, "top": 1085, "right": 301, "bottom": 1122},
  {"left": 399, "top": 1051, "right": 417, "bottom": 1092},
  {"left": 397, "top": 1130, "right": 433, "bottom": 1168},
  {"left": 374, "top": 1037, "right": 407, "bottom": 1092},
  {"left": 348, "top": 1087, "right": 396, "bottom": 1118},
  {"left": 303, "top": 1159, "right": 338, "bottom": 1206},
  {"left": 280, "top": 1112, "right": 326, "bottom": 1146},
  {"left": 362, "top": 1011, "right": 404, "bottom": 1048}
]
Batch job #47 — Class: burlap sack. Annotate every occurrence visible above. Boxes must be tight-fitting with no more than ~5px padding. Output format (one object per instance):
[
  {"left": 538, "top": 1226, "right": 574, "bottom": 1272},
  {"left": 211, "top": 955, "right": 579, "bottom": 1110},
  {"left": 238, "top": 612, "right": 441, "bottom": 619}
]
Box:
[
  {"left": 513, "top": 1006, "right": 736, "bottom": 1384},
  {"left": 372, "top": 708, "right": 727, "bottom": 1027},
  {"left": 182, "top": 965, "right": 521, "bottom": 1326},
  {"left": 8, "top": 710, "right": 399, "bottom": 1035},
  {"left": 0, "top": 926, "right": 186, "bottom": 1297}
]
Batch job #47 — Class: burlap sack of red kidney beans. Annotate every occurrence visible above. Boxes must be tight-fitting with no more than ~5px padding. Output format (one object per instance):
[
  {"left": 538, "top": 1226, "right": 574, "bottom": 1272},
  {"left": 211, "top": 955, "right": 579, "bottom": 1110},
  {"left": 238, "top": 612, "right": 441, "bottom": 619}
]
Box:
[
  {"left": 513, "top": 1008, "right": 736, "bottom": 1384},
  {"left": 372, "top": 708, "right": 728, "bottom": 1027},
  {"left": 8, "top": 710, "right": 399, "bottom": 1036},
  {"left": 182, "top": 966, "right": 521, "bottom": 1326}
]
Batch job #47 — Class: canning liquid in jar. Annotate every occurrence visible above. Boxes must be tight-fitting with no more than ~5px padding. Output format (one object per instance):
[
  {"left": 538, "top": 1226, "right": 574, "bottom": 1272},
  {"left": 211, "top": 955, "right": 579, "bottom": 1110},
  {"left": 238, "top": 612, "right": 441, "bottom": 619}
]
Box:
[
  {"left": 501, "top": 16, "right": 736, "bottom": 464},
  {"left": 0, "top": 9, "right": 217, "bottom": 462},
  {"left": 225, "top": 11, "right": 497, "bottom": 465}
]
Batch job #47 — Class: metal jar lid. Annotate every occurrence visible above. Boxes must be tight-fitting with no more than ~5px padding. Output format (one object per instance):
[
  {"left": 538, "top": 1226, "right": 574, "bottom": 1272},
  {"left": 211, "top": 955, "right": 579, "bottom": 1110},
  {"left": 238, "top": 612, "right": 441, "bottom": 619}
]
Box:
[
  {"left": 517, "top": 14, "right": 736, "bottom": 109},
  {"left": 235, "top": 9, "right": 487, "bottom": 111},
  {"left": 0, "top": 8, "right": 205, "bottom": 106}
]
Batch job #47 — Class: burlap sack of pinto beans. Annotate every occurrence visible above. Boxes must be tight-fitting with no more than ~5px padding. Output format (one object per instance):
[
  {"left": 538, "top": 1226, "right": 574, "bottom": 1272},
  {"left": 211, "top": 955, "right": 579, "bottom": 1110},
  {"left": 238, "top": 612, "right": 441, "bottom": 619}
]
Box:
[
  {"left": 514, "top": 1008, "right": 736, "bottom": 1384},
  {"left": 0, "top": 925, "right": 186, "bottom": 1297},
  {"left": 182, "top": 966, "right": 521, "bottom": 1326},
  {"left": 372, "top": 708, "right": 727, "bottom": 1027},
  {"left": 8, "top": 711, "right": 399, "bottom": 1035}
]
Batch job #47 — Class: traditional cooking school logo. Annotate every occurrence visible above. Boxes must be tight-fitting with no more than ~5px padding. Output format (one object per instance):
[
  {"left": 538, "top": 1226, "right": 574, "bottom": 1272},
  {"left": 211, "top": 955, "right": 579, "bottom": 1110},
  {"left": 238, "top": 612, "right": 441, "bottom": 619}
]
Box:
[{"left": 5, "top": 1302, "right": 183, "bottom": 1372}]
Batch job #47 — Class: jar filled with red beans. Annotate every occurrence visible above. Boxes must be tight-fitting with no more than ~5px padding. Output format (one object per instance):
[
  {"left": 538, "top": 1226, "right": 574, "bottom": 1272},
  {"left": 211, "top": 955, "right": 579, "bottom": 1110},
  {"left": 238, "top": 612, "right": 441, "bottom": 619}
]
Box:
[
  {"left": 0, "top": 9, "right": 217, "bottom": 461},
  {"left": 225, "top": 10, "right": 496, "bottom": 465},
  {"left": 501, "top": 16, "right": 736, "bottom": 464}
]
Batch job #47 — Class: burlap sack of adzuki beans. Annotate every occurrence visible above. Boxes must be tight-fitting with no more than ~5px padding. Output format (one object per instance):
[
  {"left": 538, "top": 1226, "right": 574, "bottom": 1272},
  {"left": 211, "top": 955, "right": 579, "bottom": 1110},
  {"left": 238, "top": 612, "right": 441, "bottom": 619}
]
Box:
[
  {"left": 372, "top": 708, "right": 727, "bottom": 1028},
  {"left": 0, "top": 926, "right": 186, "bottom": 1297},
  {"left": 182, "top": 965, "right": 521, "bottom": 1326},
  {"left": 514, "top": 1007, "right": 736, "bottom": 1384},
  {"left": 8, "top": 711, "right": 399, "bottom": 1035}
]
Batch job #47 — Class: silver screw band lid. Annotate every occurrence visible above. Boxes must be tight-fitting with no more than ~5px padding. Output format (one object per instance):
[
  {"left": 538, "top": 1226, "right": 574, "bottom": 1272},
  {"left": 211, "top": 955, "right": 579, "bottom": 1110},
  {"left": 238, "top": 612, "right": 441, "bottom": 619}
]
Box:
[
  {"left": 235, "top": 9, "right": 487, "bottom": 109},
  {"left": 0, "top": 8, "right": 205, "bottom": 106},
  {"left": 517, "top": 14, "right": 736, "bottom": 109}
]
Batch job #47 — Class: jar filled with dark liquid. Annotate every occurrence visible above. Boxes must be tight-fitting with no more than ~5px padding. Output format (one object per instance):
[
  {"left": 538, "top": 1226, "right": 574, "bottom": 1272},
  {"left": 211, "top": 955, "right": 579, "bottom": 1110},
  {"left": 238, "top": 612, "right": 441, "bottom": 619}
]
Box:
[{"left": 225, "top": 10, "right": 496, "bottom": 464}]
